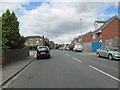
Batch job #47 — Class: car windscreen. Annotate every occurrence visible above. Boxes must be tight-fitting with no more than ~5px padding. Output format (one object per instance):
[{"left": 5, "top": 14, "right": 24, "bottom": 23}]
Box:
[
  {"left": 75, "top": 45, "right": 82, "bottom": 48},
  {"left": 108, "top": 47, "right": 120, "bottom": 51},
  {"left": 37, "top": 47, "right": 48, "bottom": 51}
]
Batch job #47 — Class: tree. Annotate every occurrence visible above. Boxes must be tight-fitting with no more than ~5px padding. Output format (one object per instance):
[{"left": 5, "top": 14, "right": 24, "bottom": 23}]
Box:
[
  {"left": 2, "top": 9, "right": 25, "bottom": 50},
  {"left": 0, "top": 17, "right": 2, "bottom": 50},
  {"left": 45, "top": 41, "right": 50, "bottom": 47}
]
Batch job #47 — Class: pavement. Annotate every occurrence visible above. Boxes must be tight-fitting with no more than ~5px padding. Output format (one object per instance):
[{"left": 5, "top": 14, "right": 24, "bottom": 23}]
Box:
[
  {"left": 1, "top": 51, "right": 36, "bottom": 87},
  {"left": 82, "top": 51, "right": 96, "bottom": 55},
  {"left": 3, "top": 50, "right": 119, "bottom": 88}
]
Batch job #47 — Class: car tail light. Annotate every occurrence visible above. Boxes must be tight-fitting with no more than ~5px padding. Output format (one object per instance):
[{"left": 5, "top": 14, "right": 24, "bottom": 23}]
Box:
[{"left": 47, "top": 51, "right": 50, "bottom": 54}]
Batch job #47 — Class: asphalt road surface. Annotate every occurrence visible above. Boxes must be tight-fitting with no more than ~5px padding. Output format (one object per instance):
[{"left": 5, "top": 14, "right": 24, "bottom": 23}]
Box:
[{"left": 4, "top": 50, "right": 119, "bottom": 88}]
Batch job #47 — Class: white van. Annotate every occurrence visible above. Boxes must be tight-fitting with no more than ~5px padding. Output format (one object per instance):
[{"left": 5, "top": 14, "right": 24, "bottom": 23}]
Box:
[{"left": 73, "top": 44, "right": 83, "bottom": 52}]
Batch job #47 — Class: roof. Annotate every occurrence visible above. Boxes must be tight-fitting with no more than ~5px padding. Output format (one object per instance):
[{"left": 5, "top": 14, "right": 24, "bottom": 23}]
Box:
[
  {"left": 78, "top": 31, "right": 92, "bottom": 38},
  {"left": 94, "top": 20, "right": 106, "bottom": 25},
  {"left": 92, "top": 15, "right": 120, "bottom": 35},
  {"left": 25, "top": 36, "right": 43, "bottom": 39}
]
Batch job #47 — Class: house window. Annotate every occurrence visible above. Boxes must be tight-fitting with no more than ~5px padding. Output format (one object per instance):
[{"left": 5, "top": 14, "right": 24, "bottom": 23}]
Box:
[
  {"left": 36, "top": 40, "right": 39, "bottom": 44},
  {"left": 99, "top": 34, "right": 101, "bottom": 38},
  {"left": 92, "top": 34, "right": 96, "bottom": 39},
  {"left": 40, "top": 39, "right": 42, "bottom": 41}
]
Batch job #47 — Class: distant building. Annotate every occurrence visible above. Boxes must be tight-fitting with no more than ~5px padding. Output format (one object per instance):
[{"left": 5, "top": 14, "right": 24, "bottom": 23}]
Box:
[
  {"left": 44, "top": 38, "right": 49, "bottom": 43},
  {"left": 25, "top": 36, "right": 44, "bottom": 46},
  {"left": 49, "top": 41, "right": 54, "bottom": 49}
]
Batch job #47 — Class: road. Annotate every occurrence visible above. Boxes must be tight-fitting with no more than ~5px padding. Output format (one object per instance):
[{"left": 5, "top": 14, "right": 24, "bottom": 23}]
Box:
[{"left": 4, "top": 50, "right": 119, "bottom": 88}]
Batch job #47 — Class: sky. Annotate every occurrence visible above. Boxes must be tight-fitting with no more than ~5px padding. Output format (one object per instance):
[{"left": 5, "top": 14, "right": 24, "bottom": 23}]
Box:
[{"left": 0, "top": 0, "right": 119, "bottom": 44}]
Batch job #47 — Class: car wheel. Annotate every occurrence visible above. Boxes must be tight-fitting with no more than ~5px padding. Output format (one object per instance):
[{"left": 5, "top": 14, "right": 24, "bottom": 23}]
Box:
[
  {"left": 48, "top": 56, "right": 51, "bottom": 59},
  {"left": 96, "top": 52, "right": 100, "bottom": 57},
  {"left": 37, "top": 55, "right": 39, "bottom": 60},
  {"left": 37, "top": 57, "right": 39, "bottom": 60},
  {"left": 108, "top": 54, "right": 113, "bottom": 60}
]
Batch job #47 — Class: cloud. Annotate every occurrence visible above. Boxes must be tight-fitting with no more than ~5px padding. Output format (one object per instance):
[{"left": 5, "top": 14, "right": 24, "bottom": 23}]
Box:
[
  {"left": 19, "top": 2, "right": 96, "bottom": 43},
  {"left": 1, "top": 1, "right": 118, "bottom": 44},
  {"left": 0, "top": 0, "right": 29, "bottom": 16}
]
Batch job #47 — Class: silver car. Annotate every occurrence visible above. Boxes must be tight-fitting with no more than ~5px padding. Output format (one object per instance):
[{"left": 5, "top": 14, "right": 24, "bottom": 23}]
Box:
[{"left": 96, "top": 47, "right": 120, "bottom": 60}]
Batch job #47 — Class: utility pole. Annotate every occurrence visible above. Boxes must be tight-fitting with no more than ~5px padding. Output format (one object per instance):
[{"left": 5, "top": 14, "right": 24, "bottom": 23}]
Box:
[
  {"left": 80, "top": 19, "right": 82, "bottom": 44},
  {"left": 80, "top": 19, "right": 82, "bottom": 36}
]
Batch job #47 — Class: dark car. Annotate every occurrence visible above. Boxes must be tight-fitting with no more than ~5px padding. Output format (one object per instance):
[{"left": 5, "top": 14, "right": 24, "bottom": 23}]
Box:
[{"left": 36, "top": 46, "right": 51, "bottom": 60}]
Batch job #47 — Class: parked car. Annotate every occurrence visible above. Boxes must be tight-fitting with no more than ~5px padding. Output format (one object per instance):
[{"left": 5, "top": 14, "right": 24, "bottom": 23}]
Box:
[
  {"left": 73, "top": 44, "right": 83, "bottom": 52},
  {"left": 36, "top": 46, "right": 51, "bottom": 59},
  {"left": 69, "top": 46, "right": 74, "bottom": 51},
  {"left": 96, "top": 47, "right": 120, "bottom": 60},
  {"left": 59, "top": 47, "right": 63, "bottom": 50},
  {"left": 65, "top": 47, "right": 70, "bottom": 51}
]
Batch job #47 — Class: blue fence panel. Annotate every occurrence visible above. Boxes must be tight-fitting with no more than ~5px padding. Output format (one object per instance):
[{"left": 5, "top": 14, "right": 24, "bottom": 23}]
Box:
[{"left": 92, "top": 42, "right": 101, "bottom": 52}]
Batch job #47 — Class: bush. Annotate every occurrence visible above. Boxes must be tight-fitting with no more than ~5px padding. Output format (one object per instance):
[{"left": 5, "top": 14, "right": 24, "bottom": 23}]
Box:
[{"left": 27, "top": 46, "right": 37, "bottom": 50}]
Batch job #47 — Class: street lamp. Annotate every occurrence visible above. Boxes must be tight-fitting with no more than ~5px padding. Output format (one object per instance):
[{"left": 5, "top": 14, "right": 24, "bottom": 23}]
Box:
[
  {"left": 80, "top": 19, "right": 82, "bottom": 36},
  {"left": 80, "top": 19, "right": 82, "bottom": 44}
]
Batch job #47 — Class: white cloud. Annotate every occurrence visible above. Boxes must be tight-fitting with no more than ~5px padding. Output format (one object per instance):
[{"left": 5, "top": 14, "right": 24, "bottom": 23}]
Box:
[
  {"left": 1, "top": 1, "right": 117, "bottom": 44},
  {"left": 1, "top": 0, "right": 29, "bottom": 10}
]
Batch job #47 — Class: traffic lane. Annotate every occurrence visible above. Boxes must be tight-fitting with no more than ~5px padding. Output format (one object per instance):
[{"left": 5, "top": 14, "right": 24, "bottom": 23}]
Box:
[
  {"left": 6, "top": 50, "right": 118, "bottom": 88},
  {"left": 63, "top": 50, "right": 118, "bottom": 78}
]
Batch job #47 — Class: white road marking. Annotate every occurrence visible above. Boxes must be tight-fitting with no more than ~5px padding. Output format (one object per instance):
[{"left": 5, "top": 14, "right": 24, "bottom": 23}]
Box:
[
  {"left": 89, "top": 65, "right": 120, "bottom": 82},
  {"left": 72, "top": 57, "right": 82, "bottom": 62},
  {"left": 65, "top": 54, "right": 70, "bottom": 56}
]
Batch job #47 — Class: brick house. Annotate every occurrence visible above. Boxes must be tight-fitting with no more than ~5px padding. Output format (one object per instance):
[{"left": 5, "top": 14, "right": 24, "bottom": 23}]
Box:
[
  {"left": 91, "top": 21, "right": 106, "bottom": 42},
  {"left": 92, "top": 15, "right": 120, "bottom": 47},
  {"left": 25, "top": 36, "right": 45, "bottom": 46},
  {"left": 81, "top": 31, "right": 92, "bottom": 43},
  {"left": 44, "top": 38, "right": 49, "bottom": 43},
  {"left": 49, "top": 41, "right": 54, "bottom": 49},
  {"left": 71, "top": 38, "right": 78, "bottom": 46}
]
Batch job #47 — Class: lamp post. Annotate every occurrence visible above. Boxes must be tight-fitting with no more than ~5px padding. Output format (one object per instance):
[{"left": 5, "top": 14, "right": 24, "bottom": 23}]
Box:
[
  {"left": 80, "top": 19, "right": 82, "bottom": 44},
  {"left": 80, "top": 19, "right": 82, "bottom": 36}
]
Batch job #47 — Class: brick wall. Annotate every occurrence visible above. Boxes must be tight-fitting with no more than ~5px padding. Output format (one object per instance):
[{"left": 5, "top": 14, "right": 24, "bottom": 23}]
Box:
[
  {"left": 102, "top": 38, "right": 120, "bottom": 47},
  {"left": 92, "top": 33, "right": 100, "bottom": 42},
  {"left": 82, "top": 32, "right": 92, "bottom": 43},
  {"left": 101, "top": 18, "right": 119, "bottom": 42},
  {"left": 0, "top": 48, "right": 29, "bottom": 66}
]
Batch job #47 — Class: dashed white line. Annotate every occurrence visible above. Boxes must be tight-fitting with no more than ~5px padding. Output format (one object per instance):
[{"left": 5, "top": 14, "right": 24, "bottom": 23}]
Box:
[
  {"left": 65, "top": 54, "right": 70, "bottom": 56},
  {"left": 89, "top": 65, "right": 120, "bottom": 82},
  {"left": 72, "top": 57, "right": 82, "bottom": 62}
]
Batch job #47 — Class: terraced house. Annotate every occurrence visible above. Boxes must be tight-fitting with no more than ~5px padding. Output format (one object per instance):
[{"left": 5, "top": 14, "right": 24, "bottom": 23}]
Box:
[
  {"left": 92, "top": 15, "right": 120, "bottom": 47},
  {"left": 71, "top": 15, "right": 120, "bottom": 52}
]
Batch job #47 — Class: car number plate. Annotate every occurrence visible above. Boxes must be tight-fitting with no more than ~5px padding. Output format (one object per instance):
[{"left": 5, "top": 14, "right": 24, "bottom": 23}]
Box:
[{"left": 40, "top": 52, "right": 46, "bottom": 54}]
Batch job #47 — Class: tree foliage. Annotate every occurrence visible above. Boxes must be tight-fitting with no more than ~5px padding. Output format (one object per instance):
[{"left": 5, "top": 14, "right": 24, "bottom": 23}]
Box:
[
  {"left": 2, "top": 9, "right": 25, "bottom": 50},
  {"left": 55, "top": 44, "right": 62, "bottom": 49},
  {"left": 45, "top": 41, "right": 50, "bottom": 47}
]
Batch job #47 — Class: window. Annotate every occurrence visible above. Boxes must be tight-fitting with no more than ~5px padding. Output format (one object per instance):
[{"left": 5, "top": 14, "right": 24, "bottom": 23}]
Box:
[
  {"left": 40, "top": 39, "right": 42, "bottom": 41},
  {"left": 36, "top": 40, "right": 39, "bottom": 43},
  {"left": 92, "top": 34, "right": 96, "bottom": 39}
]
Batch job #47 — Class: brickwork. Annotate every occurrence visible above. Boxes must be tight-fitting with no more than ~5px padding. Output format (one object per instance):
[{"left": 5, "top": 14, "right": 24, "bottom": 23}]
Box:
[
  {"left": 101, "top": 18, "right": 119, "bottom": 42},
  {"left": 82, "top": 32, "right": 92, "bottom": 43},
  {"left": 0, "top": 48, "right": 29, "bottom": 66}
]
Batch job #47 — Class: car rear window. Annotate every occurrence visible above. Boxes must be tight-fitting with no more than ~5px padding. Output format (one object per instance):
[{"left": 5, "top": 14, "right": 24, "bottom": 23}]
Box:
[{"left": 37, "top": 47, "right": 48, "bottom": 51}]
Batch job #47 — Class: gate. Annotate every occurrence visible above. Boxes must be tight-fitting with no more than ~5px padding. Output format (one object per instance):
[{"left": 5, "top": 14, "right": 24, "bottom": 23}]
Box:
[{"left": 92, "top": 42, "right": 101, "bottom": 52}]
